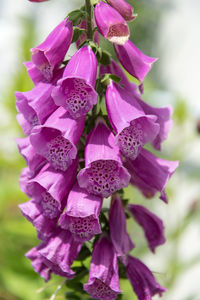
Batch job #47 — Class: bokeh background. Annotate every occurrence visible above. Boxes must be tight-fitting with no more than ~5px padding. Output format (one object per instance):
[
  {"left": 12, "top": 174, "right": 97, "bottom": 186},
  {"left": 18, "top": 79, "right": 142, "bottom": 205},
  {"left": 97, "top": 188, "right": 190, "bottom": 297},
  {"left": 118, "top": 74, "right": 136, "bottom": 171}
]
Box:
[{"left": 0, "top": 0, "right": 200, "bottom": 299}]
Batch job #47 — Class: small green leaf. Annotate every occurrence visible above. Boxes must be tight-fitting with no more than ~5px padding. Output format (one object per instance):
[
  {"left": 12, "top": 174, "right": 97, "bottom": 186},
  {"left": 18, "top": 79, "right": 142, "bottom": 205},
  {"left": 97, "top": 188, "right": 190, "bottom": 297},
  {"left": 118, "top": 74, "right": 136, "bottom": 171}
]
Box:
[
  {"left": 100, "top": 50, "right": 111, "bottom": 66},
  {"left": 68, "top": 10, "right": 85, "bottom": 26},
  {"left": 109, "top": 74, "right": 121, "bottom": 83},
  {"left": 72, "top": 27, "right": 86, "bottom": 43}
]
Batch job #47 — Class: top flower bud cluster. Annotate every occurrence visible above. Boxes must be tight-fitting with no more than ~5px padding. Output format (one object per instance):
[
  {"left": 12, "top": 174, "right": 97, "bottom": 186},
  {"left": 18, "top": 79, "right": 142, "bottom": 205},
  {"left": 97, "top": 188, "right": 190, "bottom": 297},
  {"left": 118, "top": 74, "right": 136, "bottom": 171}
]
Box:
[{"left": 16, "top": 1, "right": 178, "bottom": 299}]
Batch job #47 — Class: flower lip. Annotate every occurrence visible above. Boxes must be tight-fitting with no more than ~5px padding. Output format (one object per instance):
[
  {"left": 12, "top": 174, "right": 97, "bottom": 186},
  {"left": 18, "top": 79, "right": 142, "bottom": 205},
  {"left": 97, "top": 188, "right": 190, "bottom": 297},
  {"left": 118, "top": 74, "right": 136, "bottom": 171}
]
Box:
[
  {"left": 77, "top": 159, "right": 130, "bottom": 198},
  {"left": 54, "top": 76, "right": 98, "bottom": 119}
]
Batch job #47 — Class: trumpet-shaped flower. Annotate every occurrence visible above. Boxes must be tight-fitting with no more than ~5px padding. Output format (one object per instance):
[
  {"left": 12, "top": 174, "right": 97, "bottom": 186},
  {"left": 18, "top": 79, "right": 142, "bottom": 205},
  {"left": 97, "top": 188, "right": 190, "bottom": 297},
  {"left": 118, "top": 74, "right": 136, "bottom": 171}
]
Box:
[
  {"left": 95, "top": 1, "right": 130, "bottom": 45},
  {"left": 77, "top": 118, "right": 130, "bottom": 198},
  {"left": 52, "top": 46, "right": 98, "bottom": 119}
]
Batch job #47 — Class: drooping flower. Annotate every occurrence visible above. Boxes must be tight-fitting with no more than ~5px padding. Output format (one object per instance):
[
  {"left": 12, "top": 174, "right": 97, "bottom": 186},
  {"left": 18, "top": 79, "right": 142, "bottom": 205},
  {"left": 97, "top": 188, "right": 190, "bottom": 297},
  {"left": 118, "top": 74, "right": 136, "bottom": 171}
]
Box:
[
  {"left": 94, "top": 1, "right": 129, "bottom": 45},
  {"left": 106, "top": 0, "right": 136, "bottom": 22},
  {"left": 52, "top": 45, "right": 98, "bottom": 119},
  {"left": 77, "top": 118, "right": 130, "bottom": 198},
  {"left": 38, "top": 228, "right": 82, "bottom": 278},
  {"left": 25, "top": 158, "right": 78, "bottom": 219},
  {"left": 101, "top": 59, "right": 172, "bottom": 150},
  {"left": 19, "top": 199, "right": 58, "bottom": 240},
  {"left": 30, "top": 107, "right": 85, "bottom": 171},
  {"left": 127, "top": 204, "right": 165, "bottom": 252},
  {"left": 136, "top": 98, "right": 173, "bottom": 151},
  {"left": 109, "top": 194, "right": 134, "bottom": 256},
  {"left": 15, "top": 82, "right": 58, "bottom": 134},
  {"left": 114, "top": 40, "right": 157, "bottom": 82},
  {"left": 16, "top": 136, "right": 45, "bottom": 177},
  {"left": 31, "top": 18, "right": 73, "bottom": 81},
  {"left": 121, "top": 255, "right": 167, "bottom": 300},
  {"left": 84, "top": 235, "right": 121, "bottom": 300},
  {"left": 123, "top": 148, "right": 179, "bottom": 203},
  {"left": 106, "top": 81, "right": 159, "bottom": 160},
  {"left": 59, "top": 182, "right": 102, "bottom": 242},
  {"left": 26, "top": 245, "right": 52, "bottom": 282}
]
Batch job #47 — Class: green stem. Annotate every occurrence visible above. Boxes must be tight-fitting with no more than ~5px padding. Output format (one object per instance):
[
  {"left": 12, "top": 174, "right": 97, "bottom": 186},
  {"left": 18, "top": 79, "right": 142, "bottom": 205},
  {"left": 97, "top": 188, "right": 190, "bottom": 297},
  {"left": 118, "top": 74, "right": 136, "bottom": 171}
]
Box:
[{"left": 85, "top": 0, "right": 93, "bottom": 40}]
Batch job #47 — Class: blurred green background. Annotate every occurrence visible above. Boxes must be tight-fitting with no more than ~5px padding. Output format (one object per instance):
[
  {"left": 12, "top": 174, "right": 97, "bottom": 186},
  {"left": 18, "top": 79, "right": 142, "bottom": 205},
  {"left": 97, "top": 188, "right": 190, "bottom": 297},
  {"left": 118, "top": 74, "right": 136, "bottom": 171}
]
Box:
[{"left": 0, "top": 0, "right": 200, "bottom": 299}]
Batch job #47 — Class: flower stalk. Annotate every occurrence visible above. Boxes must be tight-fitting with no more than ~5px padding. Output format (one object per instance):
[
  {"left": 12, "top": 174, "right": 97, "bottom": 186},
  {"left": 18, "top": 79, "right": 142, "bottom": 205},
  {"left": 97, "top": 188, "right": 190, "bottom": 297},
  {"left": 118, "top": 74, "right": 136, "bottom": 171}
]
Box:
[{"left": 85, "top": 0, "right": 93, "bottom": 40}]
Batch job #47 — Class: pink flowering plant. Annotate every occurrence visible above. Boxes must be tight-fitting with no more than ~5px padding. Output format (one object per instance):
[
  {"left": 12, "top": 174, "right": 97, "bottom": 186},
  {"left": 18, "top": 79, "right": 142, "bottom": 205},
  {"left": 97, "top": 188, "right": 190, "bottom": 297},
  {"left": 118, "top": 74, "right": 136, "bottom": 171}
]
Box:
[{"left": 16, "top": 0, "right": 179, "bottom": 299}]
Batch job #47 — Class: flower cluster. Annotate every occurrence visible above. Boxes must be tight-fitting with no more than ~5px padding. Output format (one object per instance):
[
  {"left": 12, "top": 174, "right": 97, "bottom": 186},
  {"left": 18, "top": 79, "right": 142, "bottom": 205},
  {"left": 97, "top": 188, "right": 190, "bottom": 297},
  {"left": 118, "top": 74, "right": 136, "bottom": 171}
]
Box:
[{"left": 16, "top": 1, "right": 178, "bottom": 299}]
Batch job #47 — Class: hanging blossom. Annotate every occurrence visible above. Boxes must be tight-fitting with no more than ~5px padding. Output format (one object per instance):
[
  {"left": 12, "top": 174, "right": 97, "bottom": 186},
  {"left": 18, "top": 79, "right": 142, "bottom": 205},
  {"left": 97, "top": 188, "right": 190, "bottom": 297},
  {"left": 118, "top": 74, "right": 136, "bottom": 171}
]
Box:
[{"left": 16, "top": 1, "right": 178, "bottom": 299}]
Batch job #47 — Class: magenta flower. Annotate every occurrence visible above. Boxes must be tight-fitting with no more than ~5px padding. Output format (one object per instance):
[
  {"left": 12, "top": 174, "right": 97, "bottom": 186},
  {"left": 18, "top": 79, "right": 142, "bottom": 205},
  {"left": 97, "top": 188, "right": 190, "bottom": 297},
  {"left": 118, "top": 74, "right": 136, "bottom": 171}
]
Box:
[
  {"left": 122, "top": 256, "right": 167, "bottom": 300},
  {"left": 106, "top": 0, "right": 136, "bottom": 22},
  {"left": 25, "top": 159, "right": 78, "bottom": 219},
  {"left": 109, "top": 194, "right": 134, "bottom": 256},
  {"left": 30, "top": 107, "right": 85, "bottom": 171},
  {"left": 15, "top": 82, "right": 58, "bottom": 134},
  {"left": 16, "top": 136, "right": 45, "bottom": 177},
  {"left": 26, "top": 246, "right": 52, "bottom": 282},
  {"left": 94, "top": 1, "right": 130, "bottom": 45},
  {"left": 124, "top": 148, "right": 179, "bottom": 202},
  {"left": 52, "top": 46, "right": 98, "bottom": 119},
  {"left": 19, "top": 199, "right": 58, "bottom": 240},
  {"left": 31, "top": 18, "right": 73, "bottom": 81},
  {"left": 84, "top": 235, "right": 121, "bottom": 300},
  {"left": 101, "top": 59, "right": 172, "bottom": 150},
  {"left": 38, "top": 228, "right": 82, "bottom": 278},
  {"left": 128, "top": 204, "right": 165, "bottom": 252},
  {"left": 137, "top": 97, "right": 173, "bottom": 151},
  {"left": 106, "top": 82, "right": 159, "bottom": 160},
  {"left": 26, "top": 243, "right": 77, "bottom": 280},
  {"left": 77, "top": 118, "right": 130, "bottom": 198},
  {"left": 114, "top": 40, "right": 157, "bottom": 82},
  {"left": 59, "top": 182, "right": 102, "bottom": 242}
]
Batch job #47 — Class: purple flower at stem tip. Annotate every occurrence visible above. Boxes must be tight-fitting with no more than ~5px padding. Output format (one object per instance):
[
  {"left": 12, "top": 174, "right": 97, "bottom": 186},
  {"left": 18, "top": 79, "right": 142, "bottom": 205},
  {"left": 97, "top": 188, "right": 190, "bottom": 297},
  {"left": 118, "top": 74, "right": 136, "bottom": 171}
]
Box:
[
  {"left": 95, "top": 1, "right": 130, "bottom": 45},
  {"left": 77, "top": 117, "right": 130, "bottom": 198},
  {"left": 52, "top": 45, "right": 98, "bottom": 119},
  {"left": 127, "top": 204, "right": 165, "bottom": 252},
  {"left": 59, "top": 182, "right": 102, "bottom": 242},
  {"left": 106, "top": 0, "right": 137, "bottom": 22},
  {"left": 84, "top": 235, "right": 121, "bottom": 300},
  {"left": 123, "top": 148, "right": 179, "bottom": 203},
  {"left": 121, "top": 255, "right": 167, "bottom": 300},
  {"left": 109, "top": 194, "right": 135, "bottom": 256},
  {"left": 30, "top": 107, "right": 85, "bottom": 171},
  {"left": 31, "top": 18, "right": 73, "bottom": 82},
  {"left": 106, "top": 81, "right": 160, "bottom": 160},
  {"left": 114, "top": 40, "right": 158, "bottom": 82}
]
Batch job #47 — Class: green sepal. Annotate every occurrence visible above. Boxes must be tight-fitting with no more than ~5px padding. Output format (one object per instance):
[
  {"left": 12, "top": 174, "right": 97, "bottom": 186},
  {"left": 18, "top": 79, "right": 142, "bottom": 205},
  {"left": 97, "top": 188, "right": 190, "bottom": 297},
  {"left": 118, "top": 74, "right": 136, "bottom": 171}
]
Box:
[
  {"left": 66, "top": 280, "right": 86, "bottom": 294},
  {"left": 100, "top": 50, "right": 111, "bottom": 66},
  {"left": 68, "top": 9, "right": 86, "bottom": 26},
  {"left": 72, "top": 27, "right": 86, "bottom": 43},
  {"left": 118, "top": 260, "right": 128, "bottom": 279}
]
